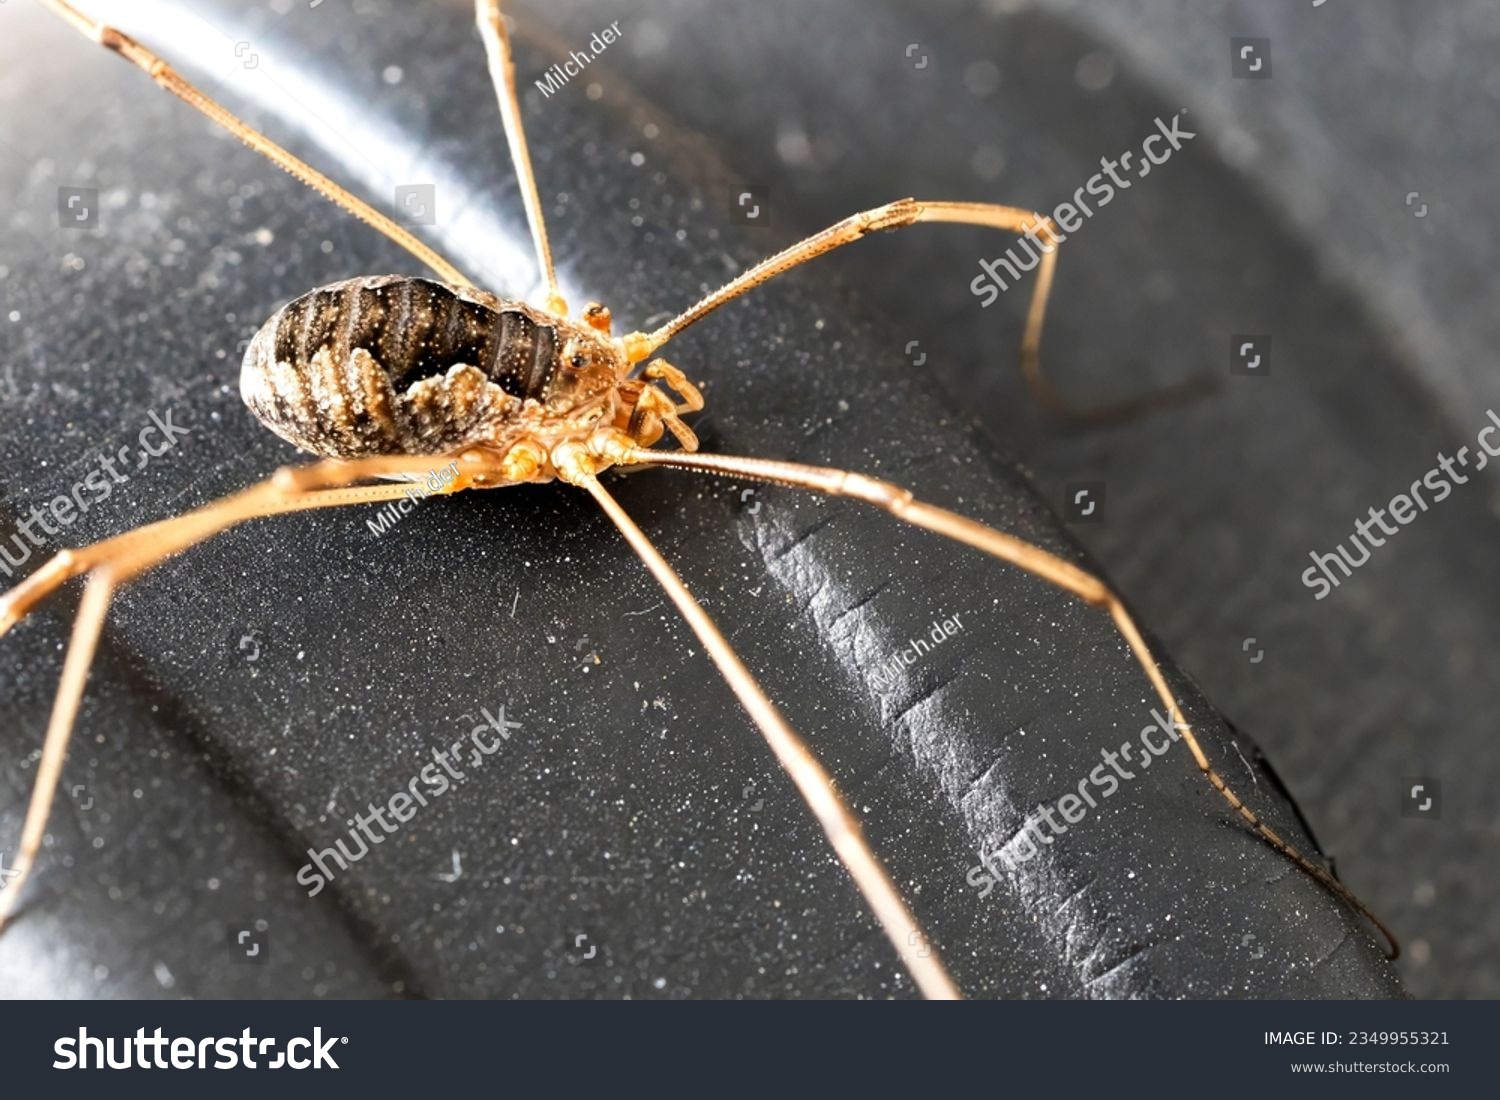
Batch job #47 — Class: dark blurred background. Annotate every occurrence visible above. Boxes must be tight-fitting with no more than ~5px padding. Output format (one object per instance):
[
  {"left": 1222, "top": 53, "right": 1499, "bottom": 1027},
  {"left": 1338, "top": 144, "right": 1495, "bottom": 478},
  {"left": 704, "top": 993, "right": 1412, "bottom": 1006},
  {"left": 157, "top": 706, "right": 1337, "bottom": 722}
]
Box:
[{"left": 0, "top": 0, "right": 1493, "bottom": 998}]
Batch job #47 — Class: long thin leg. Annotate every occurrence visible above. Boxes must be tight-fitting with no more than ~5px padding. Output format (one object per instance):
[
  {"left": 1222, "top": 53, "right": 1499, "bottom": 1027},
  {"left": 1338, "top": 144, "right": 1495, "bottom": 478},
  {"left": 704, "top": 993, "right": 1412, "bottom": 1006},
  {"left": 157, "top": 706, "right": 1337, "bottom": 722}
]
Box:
[
  {"left": 0, "top": 459, "right": 465, "bottom": 933},
  {"left": 476, "top": 0, "right": 564, "bottom": 315},
  {"left": 1, "top": 574, "right": 113, "bottom": 935},
  {"left": 553, "top": 450, "right": 961, "bottom": 998},
  {"left": 619, "top": 199, "right": 1211, "bottom": 424},
  {"left": 611, "top": 444, "right": 1401, "bottom": 960},
  {"left": 2, "top": 456, "right": 461, "bottom": 633},
  {"left": 34, "top": 0, "right": 471, "bottom": 288}
]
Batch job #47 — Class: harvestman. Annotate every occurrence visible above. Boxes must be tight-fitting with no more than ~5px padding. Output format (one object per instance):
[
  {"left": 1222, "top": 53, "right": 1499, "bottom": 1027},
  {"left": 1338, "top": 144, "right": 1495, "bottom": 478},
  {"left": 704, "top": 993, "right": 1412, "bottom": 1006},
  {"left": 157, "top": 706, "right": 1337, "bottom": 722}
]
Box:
[{"left": 0, "top": 0, "right": 1397, "bottom": 997}]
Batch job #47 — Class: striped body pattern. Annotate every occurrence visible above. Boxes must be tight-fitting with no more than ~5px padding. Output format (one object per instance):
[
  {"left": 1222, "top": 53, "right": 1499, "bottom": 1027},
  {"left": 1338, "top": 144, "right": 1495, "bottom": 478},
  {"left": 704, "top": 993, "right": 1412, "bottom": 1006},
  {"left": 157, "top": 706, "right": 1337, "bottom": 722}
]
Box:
[{"left": 240, "top": 275, "right": 620, "bottom": 457}]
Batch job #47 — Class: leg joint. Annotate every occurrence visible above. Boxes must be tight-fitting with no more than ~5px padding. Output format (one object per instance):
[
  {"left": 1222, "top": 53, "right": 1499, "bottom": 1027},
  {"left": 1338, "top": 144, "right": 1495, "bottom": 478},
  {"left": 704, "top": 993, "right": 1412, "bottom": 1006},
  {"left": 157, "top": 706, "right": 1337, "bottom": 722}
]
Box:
[
  {"left": 861, "top": 197, "right": 921, "bottom": 234},
  {"left": 838, "top": 472, "right": 914, "bottom": 512}
]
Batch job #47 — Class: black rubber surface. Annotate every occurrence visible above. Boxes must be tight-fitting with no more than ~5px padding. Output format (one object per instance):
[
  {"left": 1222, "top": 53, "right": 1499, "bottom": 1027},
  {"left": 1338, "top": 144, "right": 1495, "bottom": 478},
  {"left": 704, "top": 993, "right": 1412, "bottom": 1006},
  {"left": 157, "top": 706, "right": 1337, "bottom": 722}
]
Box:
[{"left": 0, "top": 0, "right": 1406, "bottom": 998}]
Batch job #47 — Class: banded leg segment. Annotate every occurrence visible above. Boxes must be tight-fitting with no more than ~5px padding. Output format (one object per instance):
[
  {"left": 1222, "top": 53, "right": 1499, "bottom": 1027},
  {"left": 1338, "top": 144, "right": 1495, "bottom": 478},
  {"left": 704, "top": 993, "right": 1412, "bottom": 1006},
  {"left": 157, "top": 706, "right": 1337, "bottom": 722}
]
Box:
[
  {"left": 621, "top": 198, "right": 1209, "bottom": 423},
  {"left": 0, "top": 458, "right": 468, "bottom": 933},
  {"left": 556, "top": 454, "right": 961, "bottom": 999},
  {"left": 34, "top": 0, "right": 470, "bottom": 287},
  {"left": 613, "top": 444, "right": 1401, "bottom": 960}
]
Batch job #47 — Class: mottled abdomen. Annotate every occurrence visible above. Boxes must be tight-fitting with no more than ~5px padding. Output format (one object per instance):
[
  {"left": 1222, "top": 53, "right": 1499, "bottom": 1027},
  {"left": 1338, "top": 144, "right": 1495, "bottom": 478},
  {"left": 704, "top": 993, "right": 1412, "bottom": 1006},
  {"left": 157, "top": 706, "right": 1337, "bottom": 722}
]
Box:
[{"left": 240, "top": 275, "right": 579, "bottom": 457}]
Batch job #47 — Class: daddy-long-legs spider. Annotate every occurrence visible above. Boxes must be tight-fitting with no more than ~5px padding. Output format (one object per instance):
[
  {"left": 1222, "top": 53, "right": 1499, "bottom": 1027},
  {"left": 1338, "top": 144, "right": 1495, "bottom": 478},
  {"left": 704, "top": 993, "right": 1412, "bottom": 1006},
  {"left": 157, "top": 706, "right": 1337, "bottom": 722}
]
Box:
[{"left": 0, "top": 0, "right": 1396, "bottom": 998}]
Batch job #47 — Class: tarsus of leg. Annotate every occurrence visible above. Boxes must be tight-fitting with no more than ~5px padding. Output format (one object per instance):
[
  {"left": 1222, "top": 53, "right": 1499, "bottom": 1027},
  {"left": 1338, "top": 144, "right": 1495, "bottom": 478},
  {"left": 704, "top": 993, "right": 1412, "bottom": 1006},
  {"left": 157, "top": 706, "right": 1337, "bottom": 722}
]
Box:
[
  {"left": 476, "top": 0, "right": 564, "bottom": 315},
  {"left": 614, "top": 445, "right": 1402, "bottom": 961},
  {"left": 34, "top": 0, "right": 470, "bottom": 288},
  {"left": 617, "top": 198, "right": 1212, "bottom": 425},
  {"left": 572, "top": 469, "right": 963, "bottom": 998},
  {"left": 0, "top": 461, "right": 460, "bottom": 934}
]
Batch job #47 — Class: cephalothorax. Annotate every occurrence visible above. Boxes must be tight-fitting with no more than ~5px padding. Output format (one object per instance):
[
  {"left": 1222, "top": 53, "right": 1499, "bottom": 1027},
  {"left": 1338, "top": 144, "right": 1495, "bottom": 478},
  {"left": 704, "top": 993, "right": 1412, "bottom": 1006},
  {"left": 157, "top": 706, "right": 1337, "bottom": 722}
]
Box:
[{"left": 0, "top": 0, "right": 1398, "bottom": 1000}]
